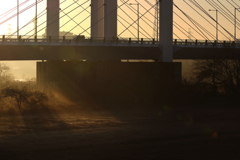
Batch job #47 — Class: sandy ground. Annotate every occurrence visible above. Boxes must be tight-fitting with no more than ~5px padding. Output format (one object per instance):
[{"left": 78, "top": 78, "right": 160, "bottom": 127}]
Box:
[{"left": 0, "top": 105, "right": 239, "bottom": 160}]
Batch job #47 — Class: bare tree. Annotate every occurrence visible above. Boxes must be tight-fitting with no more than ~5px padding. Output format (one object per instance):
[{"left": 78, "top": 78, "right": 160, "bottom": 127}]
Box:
[
  {"left": 192, "top": 59, "right": 240, "bottom": 95},
  {"left": 0, "top": 63, "right": 10, "bottom": 77},
  {"left": 1, "top": 86, "right": 28, "bottom": 112},
  {"left": 1, "top": 84, "right": 48, "bottom": 112},
  {"left": 0, "top": 63, "right": 12, "bottom": 85},
  {"left": 27, "top": 90, "right": 48, "bottom": 106}
]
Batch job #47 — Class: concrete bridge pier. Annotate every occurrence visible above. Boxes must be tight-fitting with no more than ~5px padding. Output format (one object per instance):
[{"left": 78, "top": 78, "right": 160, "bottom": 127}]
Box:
[
  {"left": 47, "top": 0, "right": 59, "bottom": 38},
  {"left": 91, "top": 0, "right": 117, "bottom": 39},
  {"left": 91, "top": 0, "right": 104, "bottom": 38},
  {"left": 160, "top": 0, "right": 173, "bottom": 62},
  {"left": 103, "top": 0, "right": 117, "bottom": 39},
  {"left": 41, "top": 0, "right": 60, "bottom": 87},
  {"left": 37, "top": 61, "right": 182, "bottom": 104}
]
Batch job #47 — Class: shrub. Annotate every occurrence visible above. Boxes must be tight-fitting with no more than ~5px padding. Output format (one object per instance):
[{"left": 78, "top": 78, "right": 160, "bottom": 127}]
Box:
[
  {"left": 27, "top": 90, "right": 48, "bottom": 106},
  {"left": 1, "top": 86, "right": 28, "bottom": 111},
  {"left": 1, "top": 84, "right": 48, "bottom": 112}
]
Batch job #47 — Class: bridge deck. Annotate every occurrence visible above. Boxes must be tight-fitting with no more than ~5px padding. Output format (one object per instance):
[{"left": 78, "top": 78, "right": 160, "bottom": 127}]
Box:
[{"left": 0, "top": 37, "right": 240, "bottom": 60}]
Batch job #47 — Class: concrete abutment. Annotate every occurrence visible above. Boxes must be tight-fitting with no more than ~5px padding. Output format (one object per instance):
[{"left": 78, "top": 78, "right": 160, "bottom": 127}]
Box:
[{"left": 37, "top": 61, "right": 182, "bottom": 105}]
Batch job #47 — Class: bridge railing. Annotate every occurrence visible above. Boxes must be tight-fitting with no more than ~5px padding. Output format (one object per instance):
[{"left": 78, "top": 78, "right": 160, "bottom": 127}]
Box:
[
  {"left": 0, "top": 35, "right": 157, "bottom": 45},
  {"left": 173, "top": 39, "right": 240, "bottom": 47},
  {"left": 1, "top": 35, "right": 240, "bottom": 47}
]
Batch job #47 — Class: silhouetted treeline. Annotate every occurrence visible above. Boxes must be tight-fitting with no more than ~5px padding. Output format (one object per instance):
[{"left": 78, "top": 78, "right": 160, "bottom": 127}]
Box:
[{"left": 178, "top": 59, "right": 240, "bottom": 107}]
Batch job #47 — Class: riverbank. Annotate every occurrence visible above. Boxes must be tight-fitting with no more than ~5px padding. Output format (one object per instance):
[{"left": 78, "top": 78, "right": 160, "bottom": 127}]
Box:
[{"left": 0, "top": 105, "right": 239, "bottom": 159}]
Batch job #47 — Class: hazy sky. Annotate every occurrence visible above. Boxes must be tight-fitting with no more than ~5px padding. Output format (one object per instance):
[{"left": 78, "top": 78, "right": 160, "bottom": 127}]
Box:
[
  {"left": 1, "top": 0, "right": 239, "bottom": 39},
  {"left": 0, "top": 0, "right": 239, "bottom": 78}
]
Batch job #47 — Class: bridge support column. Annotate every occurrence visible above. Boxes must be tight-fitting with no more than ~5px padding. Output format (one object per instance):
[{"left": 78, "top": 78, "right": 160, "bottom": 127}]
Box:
[
  {"left": 47, "top": 0, "right": 59, "bottom": 38},
  {"left": 104, "top": 0, "right": 117, "bottom": 39},
  {"left": 91, "top": 0, "right": 104, "bottom": 38},
  {"left": 160, "top": 0, "right": 173, "bottom": 62},
  {"left": 91, "top": 0, "right": 117, "bottom": 39}
]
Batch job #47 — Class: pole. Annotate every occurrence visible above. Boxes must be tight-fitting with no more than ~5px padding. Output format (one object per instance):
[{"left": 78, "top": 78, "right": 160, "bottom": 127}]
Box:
[
  {"left": 35, "top": 0, "right": 37, "bottom": 36},
  {"left": 234, "top": 8, "right": 240, "bottom": 42},
  {"left": 157, "top": 1, "right": 158, "bottom": 42},
  {"left": 17, "top": 0, "right": 19, "bottom": 37},
  {"left": 209, "top": 9, "right": 218, "bottom": 41},
  {"left": 159, "top": 0, "right": 161, "bottom": 45},
  {"left": 235, "top": 8, "right": 236, "bottom": 41},
  {"left": 129, "top": 3, "right": 140, "bottom": 41},
  {"left": 138, "top": 3, "right": 139, "bottom": 42},
  {"left": 216, "top": 10, "right": 218, "bottom": 41}
]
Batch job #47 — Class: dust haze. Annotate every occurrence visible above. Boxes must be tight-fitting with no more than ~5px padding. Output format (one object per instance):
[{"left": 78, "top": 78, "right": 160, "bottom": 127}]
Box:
[{"left": 0, "top": 60, "right": 239, "bottom": 160}]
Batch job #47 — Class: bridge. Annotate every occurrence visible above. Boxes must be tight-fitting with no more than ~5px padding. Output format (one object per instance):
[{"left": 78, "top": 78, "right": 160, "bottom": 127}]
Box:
[
  {"left": 1, "top": 0, "right": 240, "bottom": 103},
  {"left": 1, "top": 0, "right": 240, "bottom": 61},
  {"left": 1, "top": 36, "right": 240, "bottom": 60}
]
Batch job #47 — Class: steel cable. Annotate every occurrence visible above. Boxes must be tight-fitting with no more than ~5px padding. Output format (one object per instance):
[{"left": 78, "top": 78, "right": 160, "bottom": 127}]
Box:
[
  {"left": 118, "top": 1, "right": 156, "bottom": 39},
  {"left": 8, "top": 8, "right": 46, "bottom": 37},
  {"left": 173, "top": 11, "right": 207, "bottom": 40},
  {"left": 0, "top": 0, "right": 44, "bottom": 26},
  {"left": 118, "top": 14, "right": 148, "bottom": 38},
  {"left": 52, "top": 4, "right": 91, "bottom": 36},
  {"left": 118, "top": 7, "right": 153, "bottom": 38},
  {"left": 118, "top": 16, "right": 138, "bottom": 38},
  {"left": 26, "top": 0, "right": 86, "bottom": 38},
  {"left": 186, "top": 0, "right": 232, "bottom": 40},
  {"left": 192, "top": 0, "right": 234, "bottom": 40},
  {"left": 123, "top": 1, "right": 156, "bottom": 29},
  {"left": 174, "top": 3, "right": 211, "bottom": 40},
  {"left": 0, "top": 0, "right": 30, "bottom": 19},
  {"left": 78, "top": 0, "right": 130, "bottom": 37},
  {"left": 173, "top": 21, "right": 197, "bottom": 40},
  {"left": 216, "top": 0, "right": 240, "bottom": 26},
  {"left": 207, "top": 0, "right": 240, "bottom": 29}
]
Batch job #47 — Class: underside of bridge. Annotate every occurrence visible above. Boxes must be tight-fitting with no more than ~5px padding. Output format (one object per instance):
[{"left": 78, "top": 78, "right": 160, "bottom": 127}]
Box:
[
  {"left": 1, "top": 44, "right": 239, "bottom": 60},
  {"left": 37, "top": 61, "right": 182, "bottom": 104}
]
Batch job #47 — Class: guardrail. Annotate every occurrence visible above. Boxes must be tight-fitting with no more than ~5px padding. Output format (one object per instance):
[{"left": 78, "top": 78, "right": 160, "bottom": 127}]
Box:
[
  {"left": 0, "top": 35, "right": 157, "bottom": 45},
  {"left": 173, "top": 39, "right": 240, "bottom": 47},
  {"left": 1, "top": 35, "right": 240, "bottom": 47}
]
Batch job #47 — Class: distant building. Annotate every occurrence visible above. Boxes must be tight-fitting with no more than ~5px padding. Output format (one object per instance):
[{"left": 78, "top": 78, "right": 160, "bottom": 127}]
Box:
[
  {"left": 42, "top": 30, "right": 85, "bottom": 41},
  {"left": 42, "top": 30, "right": 75, "bottom": 39},
  {"left": 59, "top": 31, "right": 75, "bottom": 39}
]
